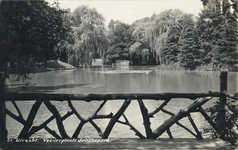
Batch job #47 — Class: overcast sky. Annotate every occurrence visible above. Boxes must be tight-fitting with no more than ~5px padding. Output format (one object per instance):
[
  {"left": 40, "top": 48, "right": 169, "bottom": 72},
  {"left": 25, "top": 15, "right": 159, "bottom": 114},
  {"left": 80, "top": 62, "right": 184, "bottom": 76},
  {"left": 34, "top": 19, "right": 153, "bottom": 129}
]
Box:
[{"left": 47, "top": 0, "right": 204, "bottom": 25}]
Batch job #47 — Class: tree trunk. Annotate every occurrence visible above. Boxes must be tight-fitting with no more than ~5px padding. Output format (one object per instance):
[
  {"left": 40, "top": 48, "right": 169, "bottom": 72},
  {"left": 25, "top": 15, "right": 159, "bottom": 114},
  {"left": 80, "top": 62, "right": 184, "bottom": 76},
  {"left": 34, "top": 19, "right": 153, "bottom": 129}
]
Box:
[{"left": 0, "top": 72, "right": 7, "bottom": 142}]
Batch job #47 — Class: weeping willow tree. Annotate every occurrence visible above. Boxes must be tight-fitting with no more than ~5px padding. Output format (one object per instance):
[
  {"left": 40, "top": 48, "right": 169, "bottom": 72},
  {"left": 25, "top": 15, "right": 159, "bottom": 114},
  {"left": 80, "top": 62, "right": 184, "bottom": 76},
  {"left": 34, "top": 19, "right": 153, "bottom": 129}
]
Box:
[
  {"left": 129, "top": 42, "right": 142, "bottom": 64},
  {"left": 131, "top": 22, "right": 153, "bottom": 64},
  {"left": 130, "top": 9, "right": 186, "bottom": 65},
  {"left": 144, "top": 9, "right": 184, "bottom": 64},
  {"left": 63, "top": 5, "right": 109, "bottom": 67},
  {"left": 132, "top": 22, "right": 151, "bottom": 42}
]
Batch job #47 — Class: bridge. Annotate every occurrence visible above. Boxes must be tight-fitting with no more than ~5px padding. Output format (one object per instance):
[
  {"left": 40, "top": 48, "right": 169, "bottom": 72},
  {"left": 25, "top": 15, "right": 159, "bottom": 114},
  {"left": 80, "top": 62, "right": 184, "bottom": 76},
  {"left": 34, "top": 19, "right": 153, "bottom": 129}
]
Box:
[{"left": 0, "top": 71, "right": 237, "bottom": 149}]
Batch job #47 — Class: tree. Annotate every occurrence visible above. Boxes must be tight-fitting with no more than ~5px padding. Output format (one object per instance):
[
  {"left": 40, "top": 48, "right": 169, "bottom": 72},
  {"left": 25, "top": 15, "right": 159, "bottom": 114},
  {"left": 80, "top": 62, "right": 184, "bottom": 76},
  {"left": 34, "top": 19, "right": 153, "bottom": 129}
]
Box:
[
  {"left": 160, "top": 25, "right": 180, "bottom": 65},
  {"left": 196, "top": 0, "right": 238, "bottom": 70},
  {"left": 210, "top": 13, "right": 237, "bottom": 69},
  {"left": 0, "top": 0, "right": 69, "bottom": 141},
  {"left": 105, "top": 22, "right": 134, "bottom": 64},
  {"left": 108, "top": 19, "right": 115, "bottom": 29},
  {"left": 129, "top": 42, "right": 142, "bottom": 65},
  {"left": 54, "top": 11, "right": 74, "bottom": 63},
  {"left": 222, "top": 13, "right": 238, "bottom": 69},
  {"left": 130, "top": 22, "right": 154, "bottom": 65},
  {"left": 67, "top": 5, "right": 109, "bottom": 67},
  {"left": 196, "top": 9, "right": 215, "bottom": 67},
  {"left": 178, "top": 14, "right": 202, "bottom": 70},
  {"left": 0, "top": 1, "right": 69, "bottom": 78},
  {"left": 144, "top": 9, "right": 184, "bottom": 64}
]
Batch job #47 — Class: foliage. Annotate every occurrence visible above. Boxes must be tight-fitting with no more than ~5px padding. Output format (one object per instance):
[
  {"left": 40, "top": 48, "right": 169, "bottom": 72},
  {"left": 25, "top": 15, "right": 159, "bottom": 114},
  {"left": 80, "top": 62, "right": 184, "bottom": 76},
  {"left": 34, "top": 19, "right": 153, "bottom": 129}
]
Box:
[
  {"left": 196, "top": 0, "right": 238, "bottom": 70},
  {"left": 56, "top": 5, "right": 109, "bottom": 67},
  {"left": 199, "top": 1, "right": 238, "bottom": 146},
  {"left": 1, "top": 0, "right": 237, "bottom": 74},
  {"left": 178, "top": 14, "right": 202, "bottom": 70},
  {"left": 130, "top": 10, "right": 185, "bottom": 65},
  {"left": 108, "top": 19, "right": 115, "bottom": 29},
  {"left": 0, "top": 1, "right": 69, "bottom": 79},
  {"left": 160, "top": 25, "right": 180, "bottom": 65},
  {"left": 127, "top": 0, "right": 237, "bottom": 70},
  {"left": 129, "top": 42, "right": 142, "bottom": 64},
  {"left": 196, "top": 9, "right": 215, "bottom": 67},
  {"left": 54, "top": 11, "right": 74, "bottom": 63},
  {"left": 105, "top": 21, "right": 133, "bottom": 64},
  {"left": 203, "top": 99, "right": 238, "bottom": 147},
  {"left": 145, "top": 9, "right": 184, "bottom": 64}
]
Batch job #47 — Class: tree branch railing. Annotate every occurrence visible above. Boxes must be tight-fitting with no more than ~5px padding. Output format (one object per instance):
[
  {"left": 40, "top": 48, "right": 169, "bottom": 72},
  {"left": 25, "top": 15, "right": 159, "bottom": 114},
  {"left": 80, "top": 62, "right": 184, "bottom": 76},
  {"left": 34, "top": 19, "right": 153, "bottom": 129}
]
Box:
[
  {"left": 1, "top": 71, "right": 237, "bottom": 141},
  {"left": 2, "top": 92, "right": 223, "bottom": 139}
]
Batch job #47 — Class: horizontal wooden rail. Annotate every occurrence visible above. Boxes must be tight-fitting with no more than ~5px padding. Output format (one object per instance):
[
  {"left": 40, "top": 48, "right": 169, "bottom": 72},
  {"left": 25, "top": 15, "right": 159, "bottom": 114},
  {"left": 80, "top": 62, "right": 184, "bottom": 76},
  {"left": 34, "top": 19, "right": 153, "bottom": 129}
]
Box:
[{"left": 5, "top": 92, "right": 221, "bottom": 101}]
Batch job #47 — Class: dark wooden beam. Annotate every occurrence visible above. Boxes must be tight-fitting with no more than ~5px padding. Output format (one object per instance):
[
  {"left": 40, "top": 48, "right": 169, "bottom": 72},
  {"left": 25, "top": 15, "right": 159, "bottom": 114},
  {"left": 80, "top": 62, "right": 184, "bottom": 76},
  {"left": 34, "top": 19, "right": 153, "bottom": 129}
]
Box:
[
  {"left": 117, "top": 114, "right": 146, "bottom": 139},
  {"left": 187, "top": 114, "right": 203, "bottom": 139},
  {"left": 11, "top": 100, "right": 23, "bottom": 119},
  {"left": 102, "top": 99, "right": 131, "bottom": 139},
  {"left": 149, "top": 99, "right": 171, "bottom": 117},
  {"left": 218, "top": 71, "right": 227, "bottom": 138},
  {"left": 151, "top": 97, "right": 212, "bottom": 139},
  {"left": 72, "top": 121, "right": 87, "bottom": 139},
  {"left": 0, "top": 72, "right": 7, "bottom": 142},
  {"left": 5, "top": 92, "right": 221, "bottom": 101},
  {"left": 6, "top": 109, "right": 26, "bottom": 125},
  {"left": 18, "top": 100, "right": 42, "bottom": 139},
  {"left": 138, "top": 99, "right": 152, "bottom": 138},
  {"left": 44, "top": 100, "right": 69, "bottom": 139},
  {"left": 167, "top": 128, "right": 173, "bottom": 139},
  {"left": 198, "top": 106, "right": 218, "bottom": 132}
]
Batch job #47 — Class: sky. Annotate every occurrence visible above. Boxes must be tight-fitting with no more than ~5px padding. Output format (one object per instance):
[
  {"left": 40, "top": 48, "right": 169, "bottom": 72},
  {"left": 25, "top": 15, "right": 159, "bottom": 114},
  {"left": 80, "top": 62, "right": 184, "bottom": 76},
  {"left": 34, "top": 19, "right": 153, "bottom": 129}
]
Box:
[{"left": 47, "top": 0, "right": 204, "bottom": 25}]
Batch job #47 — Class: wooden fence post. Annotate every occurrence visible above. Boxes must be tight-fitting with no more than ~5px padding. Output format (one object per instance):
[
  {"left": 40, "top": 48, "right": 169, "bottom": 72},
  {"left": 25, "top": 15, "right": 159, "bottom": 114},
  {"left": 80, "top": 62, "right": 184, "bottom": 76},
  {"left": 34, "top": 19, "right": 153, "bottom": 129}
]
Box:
[
  {"left": 218, "top": 71, "right": 227, "bottom": 137},
  {"left": 0, "top": 72, "right": 7, "bottom": 142}
]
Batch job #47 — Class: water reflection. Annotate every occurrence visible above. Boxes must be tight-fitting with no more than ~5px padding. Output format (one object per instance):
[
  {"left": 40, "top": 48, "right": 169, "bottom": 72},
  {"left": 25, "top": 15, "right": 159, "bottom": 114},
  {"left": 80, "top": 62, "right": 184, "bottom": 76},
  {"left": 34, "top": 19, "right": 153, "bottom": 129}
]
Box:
[{"left": 6, "top": 67, "right": 238, "bottom": 138}]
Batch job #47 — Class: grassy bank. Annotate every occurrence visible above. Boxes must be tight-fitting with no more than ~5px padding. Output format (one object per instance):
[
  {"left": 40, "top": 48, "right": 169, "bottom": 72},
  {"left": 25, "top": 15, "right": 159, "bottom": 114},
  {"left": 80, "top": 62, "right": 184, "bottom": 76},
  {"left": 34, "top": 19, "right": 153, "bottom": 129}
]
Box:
[
  {"left": 155, "top": 63, "right": 238, "bottom": 71},
  {"left": 37, "top": 60, "right": 75, "bottom": 72}
]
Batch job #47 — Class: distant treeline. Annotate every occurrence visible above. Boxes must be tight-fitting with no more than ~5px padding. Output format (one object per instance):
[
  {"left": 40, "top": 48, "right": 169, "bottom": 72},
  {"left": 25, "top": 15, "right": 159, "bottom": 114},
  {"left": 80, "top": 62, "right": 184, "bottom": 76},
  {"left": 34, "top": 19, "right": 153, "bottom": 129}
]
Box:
[
  {"left": 1, "top": 0, "right": 238, "bottom": 79},
  {"left": 57, "top": 0, "right": 238, "bottom": 70}
]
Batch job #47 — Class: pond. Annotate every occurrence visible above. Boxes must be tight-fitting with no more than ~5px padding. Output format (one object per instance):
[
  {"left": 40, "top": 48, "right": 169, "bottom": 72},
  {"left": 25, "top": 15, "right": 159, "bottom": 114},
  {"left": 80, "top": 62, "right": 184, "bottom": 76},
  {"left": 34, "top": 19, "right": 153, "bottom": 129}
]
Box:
[{"left": 6, "top": 66, "right": 238, "bottom": 139}]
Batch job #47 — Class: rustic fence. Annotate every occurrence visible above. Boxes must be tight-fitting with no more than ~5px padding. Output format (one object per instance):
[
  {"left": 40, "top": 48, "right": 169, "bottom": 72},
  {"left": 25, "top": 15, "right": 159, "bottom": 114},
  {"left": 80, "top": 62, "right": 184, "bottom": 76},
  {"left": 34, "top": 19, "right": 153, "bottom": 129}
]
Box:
[{"left": 0, "top": 72, "right": 237, "bottom": 141}]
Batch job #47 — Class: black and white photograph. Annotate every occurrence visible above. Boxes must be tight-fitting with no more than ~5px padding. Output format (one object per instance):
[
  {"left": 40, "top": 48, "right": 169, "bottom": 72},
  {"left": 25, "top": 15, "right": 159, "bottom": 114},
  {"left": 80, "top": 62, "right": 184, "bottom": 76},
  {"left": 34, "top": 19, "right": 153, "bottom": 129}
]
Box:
[{"left": 0, "top": 0, "right": 237, "bottom": 149}]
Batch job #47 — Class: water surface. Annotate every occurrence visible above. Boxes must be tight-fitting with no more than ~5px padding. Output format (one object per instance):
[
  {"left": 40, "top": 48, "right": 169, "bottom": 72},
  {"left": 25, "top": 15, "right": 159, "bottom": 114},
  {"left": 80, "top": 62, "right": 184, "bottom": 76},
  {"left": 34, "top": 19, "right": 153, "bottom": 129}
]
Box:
[{"left": 6, "top": 66, "right": 238, "bottom": 138}]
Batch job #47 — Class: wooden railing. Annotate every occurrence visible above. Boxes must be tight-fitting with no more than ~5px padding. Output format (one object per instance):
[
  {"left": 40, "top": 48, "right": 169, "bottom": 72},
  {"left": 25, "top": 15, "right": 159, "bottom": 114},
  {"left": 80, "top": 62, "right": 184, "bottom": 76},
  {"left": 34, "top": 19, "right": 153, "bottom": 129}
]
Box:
[{"left": 0, "top": 72, "right": 237, "bottom": 141}]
